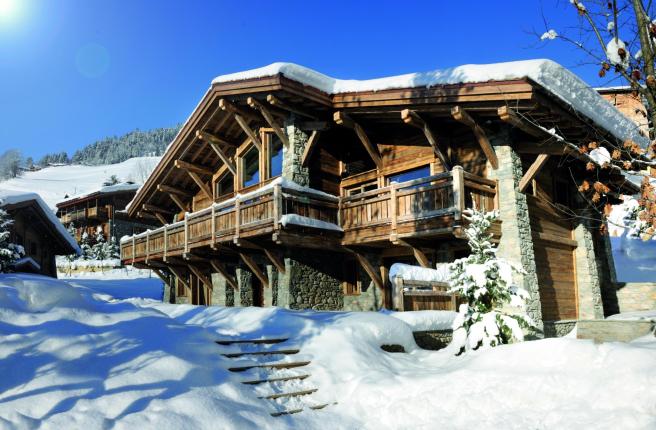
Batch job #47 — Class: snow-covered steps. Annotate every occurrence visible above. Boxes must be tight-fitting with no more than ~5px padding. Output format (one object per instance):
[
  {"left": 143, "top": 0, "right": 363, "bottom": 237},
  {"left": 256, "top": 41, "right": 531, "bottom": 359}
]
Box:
[{"left": 218, "top": 337, "right": 335, "bottom": 417}]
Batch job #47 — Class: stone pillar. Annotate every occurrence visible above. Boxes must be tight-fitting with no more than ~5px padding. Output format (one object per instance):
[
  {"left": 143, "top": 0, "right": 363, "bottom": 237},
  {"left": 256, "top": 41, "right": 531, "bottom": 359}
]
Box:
[
  {"left": 235, "top": 267, "right": 251, "bottom": 307},
  {"left": 211, "top": 273, "right": 227, "bottom": 306},
  {"left": 162, "top": 281, "right": 173, "bottom": 304},
  {"left": 487, "top": 132, "right": 543, "bottom": 332},
  {"left": 276, "top": 258, "right": 292, "bottom": 308},
  {"left": 283, "top": 118, "right": 310, "bottom": 186},
  {"left": 266, "top": 265, "right": 278, "bottom": 307},
  {"left": 573, "top": 218, "right": 605, "bottom": 319}
]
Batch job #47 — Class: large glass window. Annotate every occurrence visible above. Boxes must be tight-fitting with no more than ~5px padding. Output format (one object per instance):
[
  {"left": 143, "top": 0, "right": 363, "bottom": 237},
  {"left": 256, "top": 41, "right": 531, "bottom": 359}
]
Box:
[
  {"left": 242, "top": 146, "right": 260, "bottom": 187},
  {"left": 269, "top": 135, "right": 283, "bottom": 178},
  {"left": 216, "top": 172, "right": 234, "bottom": 197},
  {"left": 387, "top": 165, "right": 430, "bottom": 185}
]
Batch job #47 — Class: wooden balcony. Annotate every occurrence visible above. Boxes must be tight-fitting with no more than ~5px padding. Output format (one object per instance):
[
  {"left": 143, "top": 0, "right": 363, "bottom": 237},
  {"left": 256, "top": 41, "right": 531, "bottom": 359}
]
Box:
[
  {"left": 340, "top": 168, "right": 497, "bottom": 245},
  {"left": 121, "top": 169, "right": 497, "bottom": 263},
  {"left": 86, "top": 206, "right": 109, "bottom": 219},
  {"left": 121, "top": 183, "right": 340, "bottom": 263}
]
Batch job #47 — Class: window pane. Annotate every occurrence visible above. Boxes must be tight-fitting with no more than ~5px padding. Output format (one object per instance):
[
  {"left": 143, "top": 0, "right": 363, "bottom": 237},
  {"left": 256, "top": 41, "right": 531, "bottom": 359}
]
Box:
[
  {"left": 217, "top": 173, "right": 234, "bottom": 196},
  {"left": 388, "top": 166, "right": 430, "bottom": 184},
  {"left": 270, "top": 135, "right": 283, "bottom": 178},
  {"left": 242, "top": 147, "right": 259, "bottom": 187}
]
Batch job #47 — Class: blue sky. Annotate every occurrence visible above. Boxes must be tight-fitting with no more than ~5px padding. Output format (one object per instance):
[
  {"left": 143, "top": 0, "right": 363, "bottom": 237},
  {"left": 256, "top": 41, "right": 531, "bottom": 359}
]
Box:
[{"left": 0, "top": 0, "right": 619, "bottom": 159}]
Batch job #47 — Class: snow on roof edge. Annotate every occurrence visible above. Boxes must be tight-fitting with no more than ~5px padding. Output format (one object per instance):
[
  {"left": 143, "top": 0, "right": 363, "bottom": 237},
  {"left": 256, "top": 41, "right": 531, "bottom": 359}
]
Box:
[
  {"left": 57, "top": 182, "right": 141, "bottom": 207},
  {"left": 212, "top": 59, "right": 646, "bottom": 146},
  {"left": 0, "top": 190, "right": 81, "bottom": 255}
]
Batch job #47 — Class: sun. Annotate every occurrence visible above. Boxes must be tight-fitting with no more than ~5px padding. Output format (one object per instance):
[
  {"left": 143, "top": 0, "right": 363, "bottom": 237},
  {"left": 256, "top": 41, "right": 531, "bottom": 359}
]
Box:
[{"left": 0, "top": 0, "right": 17, "bottom": 19}]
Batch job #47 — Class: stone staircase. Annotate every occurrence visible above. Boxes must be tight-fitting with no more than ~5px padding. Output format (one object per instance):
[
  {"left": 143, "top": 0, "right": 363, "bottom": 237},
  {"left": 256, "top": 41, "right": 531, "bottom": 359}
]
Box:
[{"left": 216, "top": 337, "right": 333, "bottom": 417}]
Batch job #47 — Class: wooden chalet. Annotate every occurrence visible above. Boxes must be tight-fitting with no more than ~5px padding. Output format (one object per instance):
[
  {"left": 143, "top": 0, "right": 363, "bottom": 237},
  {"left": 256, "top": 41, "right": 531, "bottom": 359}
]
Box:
[
  {"left": 56, "top": 184, "right": 154, "bottom": 243},
  {"left": 0, "top": 190, "right": 81, "bottom": 277},
  {"left": 121, "top": 59, "right": 641, "bottom": 335}
]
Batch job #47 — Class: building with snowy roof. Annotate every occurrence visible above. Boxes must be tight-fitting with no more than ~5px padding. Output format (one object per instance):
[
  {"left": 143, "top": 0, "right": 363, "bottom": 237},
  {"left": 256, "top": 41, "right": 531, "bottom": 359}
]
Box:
[
  {"left": 120, "top": 59, "right": 642, "bottom": 336},
  {"left": 56, "top": 183, "right": 155, "bottom": 245},
  {"left": 0, "top": 190, "right": 80, "bottom": 277}
]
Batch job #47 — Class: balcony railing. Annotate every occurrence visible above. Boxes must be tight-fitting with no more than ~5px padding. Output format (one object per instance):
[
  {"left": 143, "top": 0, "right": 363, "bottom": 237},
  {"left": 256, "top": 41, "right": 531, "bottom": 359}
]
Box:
[
  {"left": 120, "top": 168, "right": 497, "bottom": 263},
  {"left": 121, "top": 182, "right": 339, "bottom": 263}
]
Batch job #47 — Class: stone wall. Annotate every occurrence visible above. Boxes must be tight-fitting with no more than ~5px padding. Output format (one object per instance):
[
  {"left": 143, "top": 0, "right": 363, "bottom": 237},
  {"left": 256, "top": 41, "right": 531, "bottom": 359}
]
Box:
[
  {"left": 283, "top": 119, "right": 310, "bottom": 186},
  {"left": 573, "top": 217, "right": 604, "bottom": 319},
  {"left": 615, "top": 282, "right": 656, "bottom": 312},
  {"left": 596, "top": 233, "right": 620, "bottom": 316},
  {"left": 413, "top": 330, "right": 453, "bottom": 350},
  {"left": 543, "top": 320, "right": 577, "bottom": 338},
  {"left": 284, "top": 251, "right": 344, "bottom": 310},
  {"left": 237, "top": 268, "right": 253, "bottom": 307},
  {"left": 487, "top": 136, "right": 543, "bottom": 332}
]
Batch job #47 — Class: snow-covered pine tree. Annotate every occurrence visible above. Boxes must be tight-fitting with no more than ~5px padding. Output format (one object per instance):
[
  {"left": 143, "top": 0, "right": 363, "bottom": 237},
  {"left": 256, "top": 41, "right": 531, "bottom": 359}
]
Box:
[
  {"left": 80, "top": 231, "right": 92, "bottom": 260},
  {"left": 104, "top": 236, "right": 120, "bottom": 260},
  {"left": 92, "top": 227, "right": 107, "bottom": 262},
  {"left": 63, "top": 223, "right": 78, "bottom": 274},
  {"left": 448, "top": 206, "right": 533, "bottom": 355},
  {"left": 0, "top": 209, "right": 24, "bottom": 273}
]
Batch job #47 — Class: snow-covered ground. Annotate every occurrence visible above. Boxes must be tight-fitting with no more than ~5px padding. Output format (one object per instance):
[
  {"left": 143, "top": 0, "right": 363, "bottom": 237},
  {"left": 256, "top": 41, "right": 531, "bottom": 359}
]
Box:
[
  {"left": 59, "top": 267, "right": 163, "bottom": 300},
  {"left": 0, "top": 157, "right": 160, "bottom": 209},
  {"left": 1, "top": 274, "right": 655, "bottom": 429}
]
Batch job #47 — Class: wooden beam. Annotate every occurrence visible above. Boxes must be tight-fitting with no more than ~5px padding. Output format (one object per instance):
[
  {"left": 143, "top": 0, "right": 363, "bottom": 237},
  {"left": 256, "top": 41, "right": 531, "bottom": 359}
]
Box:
[
  {"left": 167, "top": 264, "right": 191, "bottom": 297},
  {"left": 153, "top": 212, "right": 168, "bottom": 225},
  {"left": 401, "top": 109, "right": 450, "bottom": 170},
  {"left": 142, "top": 203, "right": 174, "bottom": 215},
  {"left": 239, "top": 252, "right": 269, "bottom": 288},
  {"left": 175, "top": 159, "right": 213, "bottom": 176},
  {"left": 219, "top": 99, "right": 262, "bottom": 151},
  {"left": 210, "top": 260, "right": 239, "bottom": 290},
  {"left": 298, "top": 121, "right": 329, "bottom": 131},
  {"left": 451, "top": 106, "right": 498, "bottom": 169},
  {"left": 301, "top": 130, "right": 321, "bottom": 168},
  {"left": 396, "top": 239, "right": 430, "bottom": 268},
  {"left": 519, "top": 154, "right": 550, "bottom": 193},
  {"left": 187, "top": 171, "right": 213, "bottom": 201},
  {"left": 197, "top": 130, "right": 237, "bottom": 175},
  {"left": 267, "top": 94, "right": 317, "bottom": 119},
  {"left": 247, "top": 97, "right": 289, "bottom": 146},
  {"left": 187, "top": 264, "right": 213, "bottom": 291},
  {"left": 498, "top": 106, "right": 553, "bottom": 139},
  {"left": 158, "top": 184, "right": 192, "bottom": 197},
  {"left": 333, "top": 111, "right": 382, "bottom": 168},
  {"left": 262, "top": 248, "right": 286, "bottom": 275},
  {"left": 353, "top": 252, "right": 384, "bottom": 291},
  {"left": 167, "top": 193, "right": 189, "bottom": 212}
]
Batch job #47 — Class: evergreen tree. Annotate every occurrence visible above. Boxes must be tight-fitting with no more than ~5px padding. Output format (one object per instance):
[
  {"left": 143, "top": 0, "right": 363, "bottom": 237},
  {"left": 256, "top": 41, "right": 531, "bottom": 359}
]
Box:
[
  {"left": 91, "top": 227, "right": 107, "bottom": 262},
  {"left": 448, "top": 207, "right": 533, "bottom": 354},
  {"left": 105, "top": 236, "right": 120, "bottom": 260},
  {"left": 80, "top": 231, "right": 92, "bottom": 260},
  {"left": 103, "top": 175, "right": 120, "bottom": 186},
  {"left": 0, "top": 209, "right": 24, "bottom": 273}
]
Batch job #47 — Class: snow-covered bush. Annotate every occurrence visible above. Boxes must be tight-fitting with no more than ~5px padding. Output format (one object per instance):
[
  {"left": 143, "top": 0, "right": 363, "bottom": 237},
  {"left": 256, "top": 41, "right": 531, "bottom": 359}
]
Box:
[
  {"left": 448, "top": 207, "right": 533, "bottom": 354},
  {"left": 80, "top": 231, "right": 92, "bottom": 260},
  {"left": 91, "top": 227, "right": 107, "bottom": 261},
  {"left": 0, "top": 209, "right": 24, "bottom": 272}
]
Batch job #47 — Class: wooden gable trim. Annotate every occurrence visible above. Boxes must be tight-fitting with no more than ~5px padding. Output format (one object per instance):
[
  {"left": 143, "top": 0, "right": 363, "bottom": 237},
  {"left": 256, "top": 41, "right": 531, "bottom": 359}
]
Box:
[
  {"left": 401, "top": 109, "right": 450, "bottom": 170},
  {"left": 247, "top": 97, "right": 289, "bottom": 147},
  {"left": 333, "top": 111, "right": 382, "bottom": 169},
  {"left": 451, "top": 106, "right": 498, "bottom": 170}
]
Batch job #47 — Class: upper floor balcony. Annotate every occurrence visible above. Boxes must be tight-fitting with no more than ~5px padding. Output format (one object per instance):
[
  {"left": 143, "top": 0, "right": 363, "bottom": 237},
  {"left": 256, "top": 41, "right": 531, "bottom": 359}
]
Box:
[{"left": 120, "top": 167, "right": 497, "bottom": 264}]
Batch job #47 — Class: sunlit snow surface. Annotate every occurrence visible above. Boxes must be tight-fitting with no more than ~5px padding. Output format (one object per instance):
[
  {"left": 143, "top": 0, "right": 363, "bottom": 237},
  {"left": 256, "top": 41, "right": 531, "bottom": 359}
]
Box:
[{"left": 1, "top": 274, "right": 655, "bottom": 429}]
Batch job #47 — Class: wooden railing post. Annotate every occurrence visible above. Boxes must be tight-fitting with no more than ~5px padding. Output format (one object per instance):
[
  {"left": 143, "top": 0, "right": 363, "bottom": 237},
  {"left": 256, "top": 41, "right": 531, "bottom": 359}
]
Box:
[
  {"left": 145, "top": 230, "right": 150, "bottom": 263},
  {"left": 184, "top": 212, "right": 189, "bottom": 254},
  {"left": 163, "top": 224, "right": 168, "bottom": 262},
  {"left": 131, "top": 236, "right": 136, "bottom": 265},
  {"left": 211, "top": 204, "right": 216, "bottom": 248},
  {"left": 234, "top": 198, "right": 241, "bottom": 241},
  {"left": 390, "top": 185, "right": 398, "bottom": 242},
  {"left": 451, "top": 165, "right": 465, "bottom": 221},
  {"left": 273, "top": 184, "right": 281, "bottom": 232}
]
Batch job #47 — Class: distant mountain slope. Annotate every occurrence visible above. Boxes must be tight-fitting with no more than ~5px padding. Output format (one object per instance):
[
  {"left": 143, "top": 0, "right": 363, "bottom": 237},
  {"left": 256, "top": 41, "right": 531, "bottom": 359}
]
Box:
[
  {"left": 0, "top": 157, "right": 160, "bottom": 209},
  {"left": 70, "top": 126, "right": 179, "bottom": 165}
]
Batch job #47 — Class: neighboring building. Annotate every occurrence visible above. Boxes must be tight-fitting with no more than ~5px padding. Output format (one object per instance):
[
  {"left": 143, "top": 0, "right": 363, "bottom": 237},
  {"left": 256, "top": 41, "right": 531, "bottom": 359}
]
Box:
[
  {"left": 597, "top": 86, "right": 650, "bottom": 138},
  {"left": 56, "top": 183, "right": 154, "bottom": 243},
  {"left": 0, "top": 190, "right": 80, "bottom": 277},
  {"left": 120, "top": 59, "right": 642, "bottom": 336}
]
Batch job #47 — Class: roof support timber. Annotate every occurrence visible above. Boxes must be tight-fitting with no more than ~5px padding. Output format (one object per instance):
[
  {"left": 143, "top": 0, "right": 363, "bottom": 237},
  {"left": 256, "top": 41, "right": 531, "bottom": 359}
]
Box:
[
  {"left": 158, "top": 184, "right": 192, "bottom": 197},
  {"left": 247, "top": 97, "right": 289, "bottom": 147},
  {"left": 401, "top": 109, "right": 450, "bottom": 170},
  {"left": 395, "top": 239, "right": 431, "bottom": 268},
  {"left": 333, "top": 111, "right": 382, "bottom": 169},
  {"left": 196, "top": 130, "right": 237, "bottom": 175},
  {"left": 187, "top": 171, "right": 213, "bottom": 201},
  {"left": 167, "top": 264, "right": 192, "bottom": 297},
  {"left": 519, "top": 154, "right": 550, "bottom": 193},
  {"left": 350, "top": 250, "right": 384, "bottom": 291},
  {"left": 301, "top": 130, "right": 321, "bottom": 168},
  {"left": 175, "top": 159, "right": 213, "bottom": 176},
  {"left": 239, "top": 252, "right": 270, "bottom": 288},
  {"left": 498, "top": 106, "right": 553, "bottom": 139},
  {"left": 451, "top": 106, "right": 498, "bottom": 170},
  {"left": 142, "top": 203, "right": 174, "bottom": 215},
  {"left": 210, "top": 260, "right": 239, "bottom": 290},
  {"left": 167, "top": 193, "right": 189, "bottom": 212},
  {"left": 153, "top": 212, "right": 168, "bottom": 225},
  {"left": 267, "top": 94, "right": 317, "bottom": 119},
  {"left": 219, "top": 99, "right": 262, "bottom": 152},
  {"left": 187, "top": 264, "right": 213, "bottom": 291}
]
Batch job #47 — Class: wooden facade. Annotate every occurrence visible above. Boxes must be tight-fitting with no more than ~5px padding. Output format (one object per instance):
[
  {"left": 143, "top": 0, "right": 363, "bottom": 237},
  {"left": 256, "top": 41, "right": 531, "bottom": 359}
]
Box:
[{"left": 120, "top": 65, "right": 638, "bottom": 323}]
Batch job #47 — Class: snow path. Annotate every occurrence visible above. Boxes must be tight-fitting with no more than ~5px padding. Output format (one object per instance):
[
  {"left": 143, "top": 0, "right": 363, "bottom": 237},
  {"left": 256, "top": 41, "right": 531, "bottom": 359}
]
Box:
[{"left": 1, "top": 274, "right": 655, "bottom": 429}]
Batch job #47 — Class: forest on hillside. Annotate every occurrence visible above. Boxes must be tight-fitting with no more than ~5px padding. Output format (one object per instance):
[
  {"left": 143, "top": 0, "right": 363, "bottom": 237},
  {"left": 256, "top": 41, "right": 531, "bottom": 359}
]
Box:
[{"left": 0, "top": 125, "right": 180, "bottom": 179}]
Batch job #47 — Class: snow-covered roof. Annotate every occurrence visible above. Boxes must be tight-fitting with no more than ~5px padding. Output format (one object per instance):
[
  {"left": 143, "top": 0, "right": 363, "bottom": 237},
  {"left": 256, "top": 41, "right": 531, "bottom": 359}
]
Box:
[
  {"left": 57, "top": 182, "right": 140, "bottom": 207},
  {"left": 0, "top": 189, "right": 81, "bottom": 255},
  {"left": 212, "top": 59, "right": 646, "bottom": 146}
]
